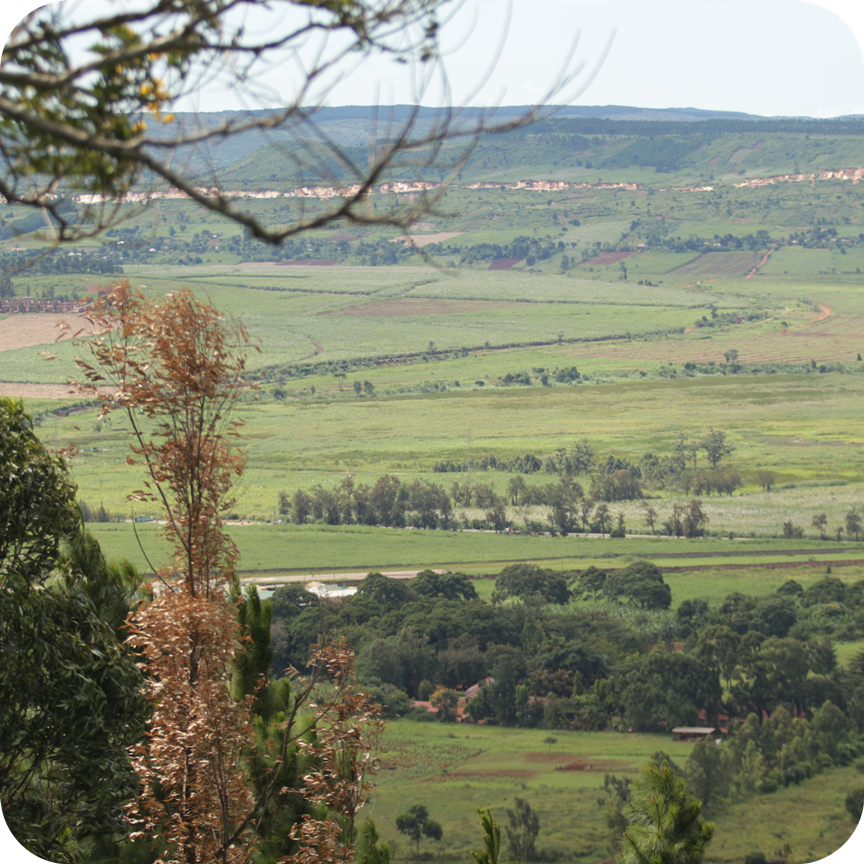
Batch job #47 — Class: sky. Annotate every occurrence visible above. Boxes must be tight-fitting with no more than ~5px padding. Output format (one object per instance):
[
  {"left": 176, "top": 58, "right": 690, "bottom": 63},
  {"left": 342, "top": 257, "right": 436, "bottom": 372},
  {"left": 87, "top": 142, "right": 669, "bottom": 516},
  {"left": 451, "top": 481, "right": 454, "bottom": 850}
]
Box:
[
  {"left": 1, "top": 1, "right": 863, "bottom": 117},
  {"left": 191, "top": 0, "right": 864, "bottom": 117}
]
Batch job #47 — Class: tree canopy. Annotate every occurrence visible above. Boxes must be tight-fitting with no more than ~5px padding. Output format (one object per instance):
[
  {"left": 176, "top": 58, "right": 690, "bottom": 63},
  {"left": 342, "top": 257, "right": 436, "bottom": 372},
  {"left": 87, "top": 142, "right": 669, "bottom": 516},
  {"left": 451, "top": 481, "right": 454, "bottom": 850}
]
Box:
[{"left": 0, "top": 397, "right": 146, "bottom": 861}]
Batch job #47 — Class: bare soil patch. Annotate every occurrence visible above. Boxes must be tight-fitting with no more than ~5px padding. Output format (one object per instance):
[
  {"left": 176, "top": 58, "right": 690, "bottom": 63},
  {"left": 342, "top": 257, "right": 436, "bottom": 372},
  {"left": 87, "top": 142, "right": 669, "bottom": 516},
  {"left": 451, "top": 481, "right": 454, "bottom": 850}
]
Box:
[
  {"left": 0, "top": 313, "right": 95, "bottom": 352},
  {"left": 327, "top": 298, "right": 519, "bottom": 317},
  {"left": 391, "top": 231, "right": 464, "bottom": 248},
  {"left": 0, "top": 382, "right": 92, "bottom": 400},
  {"left": 555, "top": 758, "right": 632, "bottom": 772},
  {"left": 745, "top": 247, "right": 775, "bottom": 279},
  {"left": 578, "top": 251, "right": 636, "bottom": 266}
]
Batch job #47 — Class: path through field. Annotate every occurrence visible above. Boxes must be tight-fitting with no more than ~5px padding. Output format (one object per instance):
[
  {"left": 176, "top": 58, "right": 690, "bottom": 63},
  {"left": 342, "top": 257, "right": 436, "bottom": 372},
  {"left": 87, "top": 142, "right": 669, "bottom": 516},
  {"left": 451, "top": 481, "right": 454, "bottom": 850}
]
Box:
[{"left": 746, "top": 246, "right": 775, "bottom": 278}]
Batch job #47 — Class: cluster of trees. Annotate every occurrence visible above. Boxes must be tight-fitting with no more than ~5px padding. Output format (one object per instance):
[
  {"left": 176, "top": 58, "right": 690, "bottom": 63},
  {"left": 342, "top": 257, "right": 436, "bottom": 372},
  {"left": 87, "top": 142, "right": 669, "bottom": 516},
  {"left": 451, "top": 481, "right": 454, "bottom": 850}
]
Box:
[
  {"left": 597, "top": 705, "right": 857, "bottom": 856},
  {"left": 78, "top": 500, "right": 124, "bottom": 523},
  {"left": 426, "top": 235, "right": 577, "bottom": 266},
  {"left": 783, "top": 508, "right": 863, "bottom": 542},
  {"left": 278, "top": 475, "right": 456, "bottom": 529},
  {"left": 0, "top": 250, "right": 123, "bottom": 292},
  {"left": 277, "top": 471, "right": 642, "bottom": 534},
  {"left": 279, "top": 432, "right": 742, "bottom": 535},
  {"left": 278, "top": 472, "right": 724, "bottom": 536},
  {"left": 267, "top": 563, "right": 864, "bottom": 744},
  {"left": 692, "top": 309, "right": 769, "bottom": 329}
]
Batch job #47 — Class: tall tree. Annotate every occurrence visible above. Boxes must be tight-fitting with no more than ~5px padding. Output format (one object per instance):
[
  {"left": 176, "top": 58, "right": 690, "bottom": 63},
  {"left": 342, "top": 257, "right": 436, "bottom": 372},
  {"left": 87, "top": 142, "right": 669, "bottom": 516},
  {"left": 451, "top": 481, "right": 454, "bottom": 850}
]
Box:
[
  {"left": 505, "top": 798, "right": 540, "bottom": 864},
  {"left": 396, "top": 805, "right": 443, "bottom": 857},
  {"left": 619, "top": 761, "right": 714, "bottom": 864},
  {"left": 76, "top": 285, "right": 380, "bottom": 864},
  {"left": 700, "top": 429, "right": 734, "bottom": 470}
]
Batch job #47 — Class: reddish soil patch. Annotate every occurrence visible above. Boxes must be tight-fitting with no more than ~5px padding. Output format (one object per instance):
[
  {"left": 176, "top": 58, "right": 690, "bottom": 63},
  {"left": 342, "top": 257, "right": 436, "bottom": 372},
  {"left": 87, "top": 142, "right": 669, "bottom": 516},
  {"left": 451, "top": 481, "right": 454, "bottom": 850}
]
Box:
[
  {"left": 277, "top": 259, "right": 337, "bottom": 266},
  {"left": 578, "top": 251, "right": 636, "bottom": 266},
  {"left": 488, "top": 257, "right": 523, "bottom": 271},
  {"left": 0, "top": 313, "right": 97, "bottom": 352},
  {"left": 815, "top": 304, "right": 832, "bottom": 321},
  {"left": 310, "top": 338, "right": 324, "bottom": 354},
  {"left": 327, "top": 299, "right": 519, "bottom": 317},
  {"left": 556, "top": 758, "right": 632, "bottom": 772}
]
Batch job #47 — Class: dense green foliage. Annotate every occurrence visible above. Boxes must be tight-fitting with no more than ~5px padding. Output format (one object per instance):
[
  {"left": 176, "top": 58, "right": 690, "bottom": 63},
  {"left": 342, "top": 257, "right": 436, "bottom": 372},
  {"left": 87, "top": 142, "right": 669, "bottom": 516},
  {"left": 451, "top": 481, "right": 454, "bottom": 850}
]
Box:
[{"left": 0, "top": 398, "right": 145, "bottom": 862}]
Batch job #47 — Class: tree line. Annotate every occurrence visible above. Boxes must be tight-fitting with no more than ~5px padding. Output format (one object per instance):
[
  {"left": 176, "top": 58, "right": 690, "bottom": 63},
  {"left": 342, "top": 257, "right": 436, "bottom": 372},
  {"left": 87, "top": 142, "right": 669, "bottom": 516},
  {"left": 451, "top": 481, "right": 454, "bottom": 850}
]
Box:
[{"left": 267, "top": 562, "right": 864, "bottom": 813}]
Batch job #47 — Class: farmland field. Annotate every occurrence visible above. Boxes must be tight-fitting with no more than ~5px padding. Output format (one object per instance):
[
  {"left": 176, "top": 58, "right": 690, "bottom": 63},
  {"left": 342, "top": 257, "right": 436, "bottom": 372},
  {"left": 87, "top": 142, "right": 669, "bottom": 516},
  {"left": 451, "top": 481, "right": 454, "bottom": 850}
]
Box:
[
  {"left": 666, "top": 251, "right": 763, "bottom": 276},
  {"left": 367, "top": 722, "right": 860, "bottom": 864}
]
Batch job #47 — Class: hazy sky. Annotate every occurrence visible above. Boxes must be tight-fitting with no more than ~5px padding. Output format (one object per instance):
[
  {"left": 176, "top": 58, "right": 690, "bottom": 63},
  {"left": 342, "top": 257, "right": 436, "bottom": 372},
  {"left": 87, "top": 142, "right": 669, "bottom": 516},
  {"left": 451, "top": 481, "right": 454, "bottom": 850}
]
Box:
[
  {"left": 325, "top": 0, "right": 864, "bottom": 117},
  {"left": 2, "top": 0, "right": 864, "bottom": 117}
]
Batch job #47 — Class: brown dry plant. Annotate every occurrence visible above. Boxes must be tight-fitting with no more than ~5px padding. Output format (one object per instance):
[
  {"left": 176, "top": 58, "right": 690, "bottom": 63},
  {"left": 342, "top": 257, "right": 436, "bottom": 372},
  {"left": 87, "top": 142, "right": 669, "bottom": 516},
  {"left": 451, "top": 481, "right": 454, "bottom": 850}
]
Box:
[{"left": 74, "top": 283, "right": 381, "bottom": 864}]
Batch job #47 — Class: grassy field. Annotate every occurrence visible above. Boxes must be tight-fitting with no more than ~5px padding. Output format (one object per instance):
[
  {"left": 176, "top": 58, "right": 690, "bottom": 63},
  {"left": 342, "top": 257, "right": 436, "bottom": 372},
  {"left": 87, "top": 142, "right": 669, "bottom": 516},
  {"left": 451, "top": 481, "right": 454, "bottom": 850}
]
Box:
[
  {"left": 38, "top": 367, "right": 863, "bottom": 524},
  {"left": 4, "top": 175, "right": 864, "bottom": 551},
  {"left": 84, "top": 520, "right": 864, "bottom": 586},
  {"left": 366, "top": 721, "right": 859, "bottom": 864}
]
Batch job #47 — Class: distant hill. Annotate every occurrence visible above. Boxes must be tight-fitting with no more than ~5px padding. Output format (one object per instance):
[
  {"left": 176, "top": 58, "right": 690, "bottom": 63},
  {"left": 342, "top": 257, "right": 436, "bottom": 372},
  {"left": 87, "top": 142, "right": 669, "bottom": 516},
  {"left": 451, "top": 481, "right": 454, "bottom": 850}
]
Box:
[{"left": 145, "top": 105, "right": 864, "bottom": 188}]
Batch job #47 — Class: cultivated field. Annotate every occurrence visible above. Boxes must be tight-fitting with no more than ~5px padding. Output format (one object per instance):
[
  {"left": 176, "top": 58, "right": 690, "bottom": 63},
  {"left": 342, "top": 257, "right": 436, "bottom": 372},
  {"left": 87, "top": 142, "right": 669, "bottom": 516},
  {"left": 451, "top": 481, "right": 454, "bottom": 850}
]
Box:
[{"left": 367, "top": 722, "right": 860, "bottom": 864}]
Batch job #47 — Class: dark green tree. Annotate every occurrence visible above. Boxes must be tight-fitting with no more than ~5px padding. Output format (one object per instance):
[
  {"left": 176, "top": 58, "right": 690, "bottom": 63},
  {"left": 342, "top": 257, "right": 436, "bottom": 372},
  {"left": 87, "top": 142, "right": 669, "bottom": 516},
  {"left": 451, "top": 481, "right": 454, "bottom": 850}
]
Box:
[
  {"left": 492, "top": 563, "right": 571, "bottom": 606},
  {"left": 396, "top": 805, "right": 443, "bottom": 856},
  {"left": 684, "top": 739, "right": 732, "bottom": 816},
  {"left": 412, "top": 569, "right": 478, "bottom": 601},
  {"left": 700, "top": 429, "right": 734, "bottom": 470},
  {"left": 620, "top": 761, "right": 714, "bottom": 864},
  {"left": 846, "top": 788, "right": 864, "bottom": 823},
  {"left": 573, "top": 565, "right": 608, "bottom": 602},
  {"left": 605, "top": 561, "right": 672, "bottom": 610},
  {"left": 505, "top": 798, "right": 540, "bottom": 864},
  {"left": 356, "top": 571, "right": 415, "bottom": 608},
  {"left": 0, "top": 398, "right": 146, "bottom": 862}
]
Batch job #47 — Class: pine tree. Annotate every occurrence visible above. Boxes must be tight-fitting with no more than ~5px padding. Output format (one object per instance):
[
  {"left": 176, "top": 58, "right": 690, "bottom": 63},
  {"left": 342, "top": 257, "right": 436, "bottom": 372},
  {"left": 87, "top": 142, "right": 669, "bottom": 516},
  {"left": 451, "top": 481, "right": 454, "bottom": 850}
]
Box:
[{"left": 619, "top": 761, "right": 714, "bottom": 864}]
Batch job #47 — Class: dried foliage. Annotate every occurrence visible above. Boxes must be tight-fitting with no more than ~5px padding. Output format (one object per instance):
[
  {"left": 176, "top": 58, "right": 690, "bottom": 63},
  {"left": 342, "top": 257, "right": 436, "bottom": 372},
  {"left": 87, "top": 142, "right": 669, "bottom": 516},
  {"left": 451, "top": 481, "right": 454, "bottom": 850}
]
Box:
[
  {"left": 124, "top": 593, "right": 256, "bottom": 864},
  {"left": 74, "top": 285, "right": 381, "bottom": 864},
  {"left": 74, "top": 279, "right": 253, "bottom": 597},
  {"left": 281, "top": 641, "right": 384, "bottom": 864}
]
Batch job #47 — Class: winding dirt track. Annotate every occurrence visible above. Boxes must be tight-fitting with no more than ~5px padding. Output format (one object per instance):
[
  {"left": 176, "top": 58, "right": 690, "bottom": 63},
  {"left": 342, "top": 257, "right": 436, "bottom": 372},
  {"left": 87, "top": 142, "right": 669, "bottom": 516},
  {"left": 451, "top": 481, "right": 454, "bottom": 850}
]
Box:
[{"left": 745, "top": 246, "right": 775, "bottom": 278}]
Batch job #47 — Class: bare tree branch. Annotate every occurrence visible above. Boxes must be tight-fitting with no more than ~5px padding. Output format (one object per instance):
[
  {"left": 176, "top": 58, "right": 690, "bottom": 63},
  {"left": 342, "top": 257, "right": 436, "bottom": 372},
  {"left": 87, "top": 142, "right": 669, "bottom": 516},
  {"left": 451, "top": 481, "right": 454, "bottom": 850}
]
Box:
[{"left": 1, "top": 0, "right": 611, "bottom": 243}]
